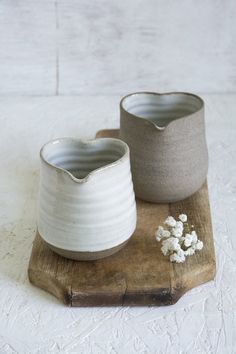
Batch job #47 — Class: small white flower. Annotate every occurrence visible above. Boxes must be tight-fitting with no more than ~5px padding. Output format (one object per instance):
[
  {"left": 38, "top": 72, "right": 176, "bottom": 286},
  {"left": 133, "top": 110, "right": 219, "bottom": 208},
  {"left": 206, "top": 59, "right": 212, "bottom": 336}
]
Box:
[
  {"left": 161, "top": 239, "right": 174, "bottom": 255},
  {"left": 171, "top": 227, "right": 183, "bottom": 238},
  {"left": 161, "top": 238, "right": 172, "bottom": 256},
  {"left": 179, "top": 214, "right": 187, "bottom": 222},
  {"left": 191, "top": 230, "right": 198, "bottom": 244},
  {"left": 195, "top": 240, "right": 204, "bottom": 250},
  {"left": 170, "top": 238, "right": 181, "bottom": 252},
  {"left": 175, "top": 221, "right": 184, "bottom": 230},
  {"left": 169, "top": 253, "right": 179, "bottom": 263},
  {"left": 155, "top": 213, "right": 203, "bottom": 263},
  {"left": 184, "top": 233, "right": 193, "bottom": 247},
  {"left": 164, "top": 216, "right": 176, "bottom": 227},
  {"left": 161, "top": 244, "right": 169, "bottom": 256},
  {"left": 161, "top": 237, "right": 180, "bottom": 256},
  {"left": 177, "top": 249, "right": 186, "bottom": 261},
  {"left": 184, "top": 247, "right": 195, "bottom": 256},
  {"left": 170, "top": 249, "right": 186, "bottom": 263},
  {"left": 162, "top": 230, "right": 171, "bottom": 238},
  {"left": 155, "top": 226, "right": 164, "bottom": 241}
]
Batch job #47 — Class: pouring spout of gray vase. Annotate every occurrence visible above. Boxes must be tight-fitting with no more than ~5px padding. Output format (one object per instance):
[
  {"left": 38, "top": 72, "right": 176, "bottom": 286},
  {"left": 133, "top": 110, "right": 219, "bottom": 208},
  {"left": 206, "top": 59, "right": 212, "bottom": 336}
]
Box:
[{"left": 120, "top": 92, "right": 208, "bottom": 203}]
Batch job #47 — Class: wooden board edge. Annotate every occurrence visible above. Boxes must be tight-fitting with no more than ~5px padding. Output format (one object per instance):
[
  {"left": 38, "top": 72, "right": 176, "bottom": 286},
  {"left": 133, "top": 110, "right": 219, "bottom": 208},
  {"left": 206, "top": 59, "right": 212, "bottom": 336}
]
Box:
[
  {"left": 96, "top": 129, "right": 118, "bottom": 139},
  {"left": 28, "top": 265, "right": 72, "bottom": 306},
  {"left": 70, "top": 287, "right": 173, "bottom": 307},
  {"left": 170, "top": 257, "right": 216, "bottom": 304}
]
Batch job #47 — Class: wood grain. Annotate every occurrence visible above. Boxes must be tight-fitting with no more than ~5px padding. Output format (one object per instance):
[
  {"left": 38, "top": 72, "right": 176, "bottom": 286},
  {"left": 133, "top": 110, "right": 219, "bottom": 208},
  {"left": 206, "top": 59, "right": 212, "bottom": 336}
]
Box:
[{"left": 28, "top": 129, "right": 216, "bottom": 306}]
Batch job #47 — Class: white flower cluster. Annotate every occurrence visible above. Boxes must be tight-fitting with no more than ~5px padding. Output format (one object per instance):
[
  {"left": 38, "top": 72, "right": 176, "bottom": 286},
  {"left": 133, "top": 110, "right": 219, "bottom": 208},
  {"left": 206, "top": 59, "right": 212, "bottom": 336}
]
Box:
[{"left": 155, "top": 214, "right": 203, "bottom": 263}]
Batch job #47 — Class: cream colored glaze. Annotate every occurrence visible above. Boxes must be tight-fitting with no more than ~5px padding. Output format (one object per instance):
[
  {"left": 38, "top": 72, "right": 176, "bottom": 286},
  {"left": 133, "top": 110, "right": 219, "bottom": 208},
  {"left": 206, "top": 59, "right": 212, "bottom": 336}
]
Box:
[{"left": 38, "top": 137, "right": 137, "bottom": 258}]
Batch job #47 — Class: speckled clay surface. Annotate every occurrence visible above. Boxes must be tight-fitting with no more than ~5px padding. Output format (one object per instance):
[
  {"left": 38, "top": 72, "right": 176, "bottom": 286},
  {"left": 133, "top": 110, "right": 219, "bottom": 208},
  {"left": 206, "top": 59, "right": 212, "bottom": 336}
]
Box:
[{"left": 120, "top": 92, "right": 208, "bottom": 203}]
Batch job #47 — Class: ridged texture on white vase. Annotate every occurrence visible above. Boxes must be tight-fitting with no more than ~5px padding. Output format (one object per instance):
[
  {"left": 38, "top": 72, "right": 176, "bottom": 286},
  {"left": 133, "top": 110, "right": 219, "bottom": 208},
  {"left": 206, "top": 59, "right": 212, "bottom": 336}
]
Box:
[{"left": 38, "top": 138, "right": 137, "bottom": 253}]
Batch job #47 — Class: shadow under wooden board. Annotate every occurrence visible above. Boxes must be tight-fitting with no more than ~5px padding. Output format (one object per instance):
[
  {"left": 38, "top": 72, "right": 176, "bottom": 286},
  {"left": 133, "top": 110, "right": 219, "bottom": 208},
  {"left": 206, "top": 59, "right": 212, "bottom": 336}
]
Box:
[{"left": 28, "top": 129, "right": 216, "bottom": 307}]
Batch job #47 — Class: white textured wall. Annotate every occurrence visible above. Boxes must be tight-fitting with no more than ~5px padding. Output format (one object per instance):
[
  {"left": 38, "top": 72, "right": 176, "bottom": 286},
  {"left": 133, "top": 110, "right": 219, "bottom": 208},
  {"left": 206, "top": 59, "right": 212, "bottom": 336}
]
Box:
[{"left": 0, "top": 0, "right": 236, "bottom": 95}]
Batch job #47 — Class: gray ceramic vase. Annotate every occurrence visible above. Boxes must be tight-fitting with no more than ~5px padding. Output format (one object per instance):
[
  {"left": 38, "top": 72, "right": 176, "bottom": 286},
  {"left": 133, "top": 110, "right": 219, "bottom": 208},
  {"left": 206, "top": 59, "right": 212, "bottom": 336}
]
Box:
[{"left": 120, "top": 92, "right": 208, "bottom": 203}]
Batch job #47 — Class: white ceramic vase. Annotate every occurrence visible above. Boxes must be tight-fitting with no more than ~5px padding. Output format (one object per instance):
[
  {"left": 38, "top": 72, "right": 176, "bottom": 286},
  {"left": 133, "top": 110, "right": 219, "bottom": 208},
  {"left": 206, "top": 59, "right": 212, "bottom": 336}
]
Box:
[{"left": 38, "top": 137, "right": 137, "bottom": 260}]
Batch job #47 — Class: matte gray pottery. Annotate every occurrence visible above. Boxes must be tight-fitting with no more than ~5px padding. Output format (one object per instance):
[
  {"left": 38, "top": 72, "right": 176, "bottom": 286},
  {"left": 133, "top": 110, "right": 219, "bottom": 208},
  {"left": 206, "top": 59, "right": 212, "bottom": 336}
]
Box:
[{"left": 120, "top": 92, "right": 208, "bottom": 203}]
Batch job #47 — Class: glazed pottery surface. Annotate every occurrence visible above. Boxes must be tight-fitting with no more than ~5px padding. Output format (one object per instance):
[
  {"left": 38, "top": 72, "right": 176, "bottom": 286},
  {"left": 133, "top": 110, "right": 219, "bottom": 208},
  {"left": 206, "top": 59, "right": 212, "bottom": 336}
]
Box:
[
  {"left": 120, "top": 92, "right": 208, "bottom": 203},
  {"left": 38, "top": 137, "right": 137, "bottom": 260}
]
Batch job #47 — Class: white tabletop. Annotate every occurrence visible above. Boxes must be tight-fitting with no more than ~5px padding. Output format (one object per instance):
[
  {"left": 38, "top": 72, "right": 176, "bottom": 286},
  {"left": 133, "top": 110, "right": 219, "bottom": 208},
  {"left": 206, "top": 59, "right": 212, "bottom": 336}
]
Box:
[{"left": 0, "top": 94, "right": 235, "bottom": 353}]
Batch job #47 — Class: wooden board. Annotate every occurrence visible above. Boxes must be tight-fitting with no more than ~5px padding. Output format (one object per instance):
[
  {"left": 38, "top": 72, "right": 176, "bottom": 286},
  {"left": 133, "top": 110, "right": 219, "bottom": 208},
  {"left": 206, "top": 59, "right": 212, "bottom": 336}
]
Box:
[{"left": 28, "top": 129, "right": 216, "bottom": 306}]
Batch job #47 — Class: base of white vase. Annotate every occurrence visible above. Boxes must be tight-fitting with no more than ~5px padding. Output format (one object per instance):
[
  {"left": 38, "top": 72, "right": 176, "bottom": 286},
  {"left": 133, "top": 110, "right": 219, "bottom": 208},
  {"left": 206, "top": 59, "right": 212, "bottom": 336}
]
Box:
[{"left": 43, "top": 238, "right": 130, "bottom": 261}]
